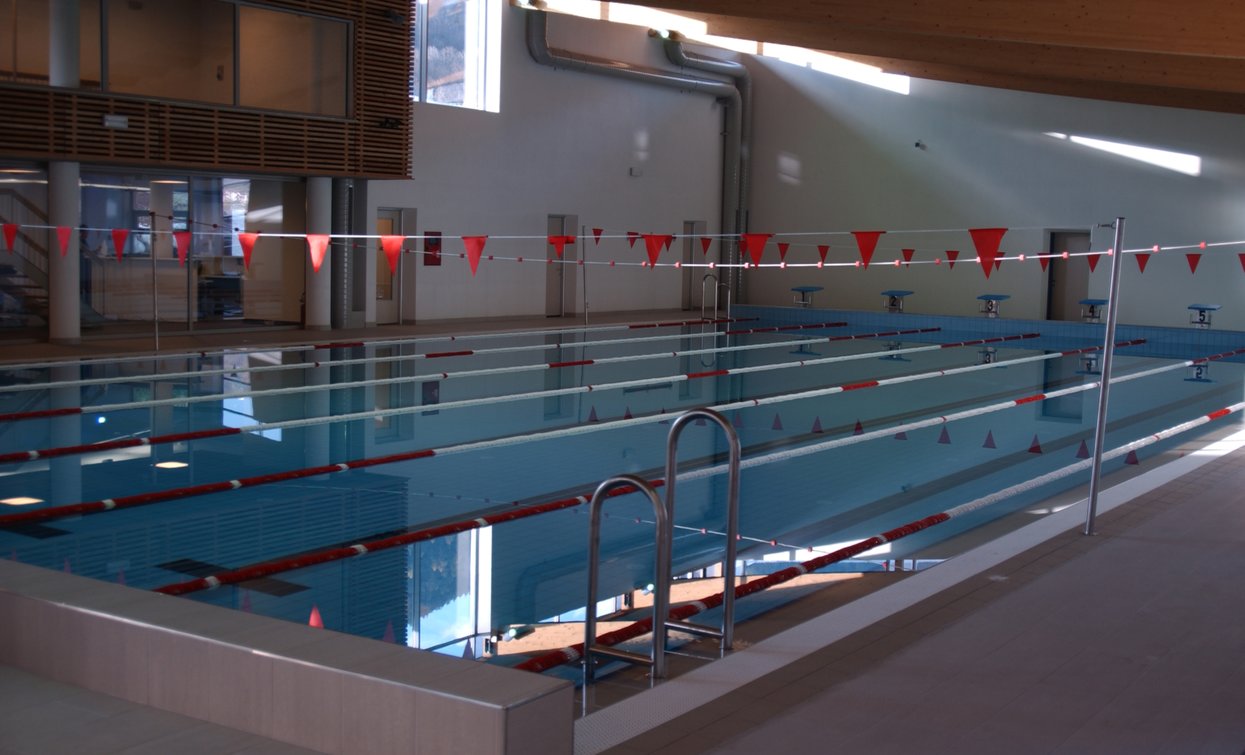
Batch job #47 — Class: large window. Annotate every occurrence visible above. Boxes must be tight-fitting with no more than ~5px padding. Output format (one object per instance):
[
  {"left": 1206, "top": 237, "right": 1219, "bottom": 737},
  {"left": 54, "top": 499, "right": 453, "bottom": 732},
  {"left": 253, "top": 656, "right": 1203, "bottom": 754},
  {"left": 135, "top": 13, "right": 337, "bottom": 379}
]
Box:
[
  {"left": 0, "top": 0, "right": 349, "bottom": 117},
  {"left": 412, "top": 0, "right": 500, "bottom": 112}
]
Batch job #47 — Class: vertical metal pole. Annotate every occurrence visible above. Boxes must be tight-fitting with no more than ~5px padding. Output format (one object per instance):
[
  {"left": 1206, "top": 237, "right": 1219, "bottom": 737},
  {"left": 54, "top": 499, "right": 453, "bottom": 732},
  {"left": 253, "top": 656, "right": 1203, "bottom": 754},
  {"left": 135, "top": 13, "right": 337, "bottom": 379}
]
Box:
[
  {"left": 1084, "top": 217, "right": 1126, "bottom": 535},
  {"left": 150, "top": 211, "right": 159, "bottom": 351}
]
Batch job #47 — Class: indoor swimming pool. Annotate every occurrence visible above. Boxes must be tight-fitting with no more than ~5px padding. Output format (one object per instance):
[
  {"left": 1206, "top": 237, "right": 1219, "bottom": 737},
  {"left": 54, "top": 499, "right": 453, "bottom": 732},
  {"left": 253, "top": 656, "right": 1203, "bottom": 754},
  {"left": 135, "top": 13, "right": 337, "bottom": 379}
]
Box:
[{"left": 1, "top": 306, "right": 1243, "bottom": 664}]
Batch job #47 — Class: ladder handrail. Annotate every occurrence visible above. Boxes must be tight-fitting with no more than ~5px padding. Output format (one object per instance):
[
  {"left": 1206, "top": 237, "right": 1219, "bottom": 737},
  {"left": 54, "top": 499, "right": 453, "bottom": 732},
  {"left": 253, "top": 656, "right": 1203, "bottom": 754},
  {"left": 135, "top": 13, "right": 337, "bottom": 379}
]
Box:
[
  {"left": 584, "top": 474, "right": 670, "bottom": 684},
  {"left": 700, "top": 273, "right": 718, "bottom": 319},
  {"left": 664, "top": 408, "right": 742, "bottom": 651}
]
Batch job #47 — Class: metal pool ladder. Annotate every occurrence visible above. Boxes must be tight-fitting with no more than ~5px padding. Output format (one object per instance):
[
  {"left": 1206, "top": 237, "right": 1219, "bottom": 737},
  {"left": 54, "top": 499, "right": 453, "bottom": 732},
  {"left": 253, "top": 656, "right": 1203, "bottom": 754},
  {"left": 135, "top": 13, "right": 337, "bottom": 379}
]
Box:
[
  {"left": 583, "top": 474, "right": 671, "bottom": 683},
  {"left": 701, "top": 273, "right": 732, "bottom": 319},
  {"left": 663, "top": 408, "right": 742, "bottom": 652}
]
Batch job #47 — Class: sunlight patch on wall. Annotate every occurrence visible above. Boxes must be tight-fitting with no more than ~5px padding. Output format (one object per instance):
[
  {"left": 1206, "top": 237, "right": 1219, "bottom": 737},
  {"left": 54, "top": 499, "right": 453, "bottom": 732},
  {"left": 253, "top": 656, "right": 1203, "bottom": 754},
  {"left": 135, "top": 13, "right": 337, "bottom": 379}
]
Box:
[{"left": 1045, "top": 132, "right": 1201, "bottom": 176}]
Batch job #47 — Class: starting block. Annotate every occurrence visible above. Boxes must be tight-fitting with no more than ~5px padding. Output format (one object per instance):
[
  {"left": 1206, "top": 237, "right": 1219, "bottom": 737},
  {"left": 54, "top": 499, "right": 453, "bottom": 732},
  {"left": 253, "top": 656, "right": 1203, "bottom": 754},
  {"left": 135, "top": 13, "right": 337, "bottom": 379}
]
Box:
[
  {"left": 881, "top": 290, "right": 914, "bottom": 313},
  {"left": 791, "top": 286, "right": 823, "bottom": 307},
  {"left": 977, "top": 294, "right": 1009, "bottom": 318},
  {"left": 1080, "top": 298, "right": 1108, "bottom": 323},
  {"left": 1188, "top": 303, "right": 1220, "bottom": 329}
]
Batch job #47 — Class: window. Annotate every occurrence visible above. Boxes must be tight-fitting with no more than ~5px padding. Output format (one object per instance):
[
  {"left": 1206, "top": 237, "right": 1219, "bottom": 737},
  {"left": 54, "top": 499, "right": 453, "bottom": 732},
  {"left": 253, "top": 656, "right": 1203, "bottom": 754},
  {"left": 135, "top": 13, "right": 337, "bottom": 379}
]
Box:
[{"left": 412, "top": 0, "right": 500, "bottom": 112}]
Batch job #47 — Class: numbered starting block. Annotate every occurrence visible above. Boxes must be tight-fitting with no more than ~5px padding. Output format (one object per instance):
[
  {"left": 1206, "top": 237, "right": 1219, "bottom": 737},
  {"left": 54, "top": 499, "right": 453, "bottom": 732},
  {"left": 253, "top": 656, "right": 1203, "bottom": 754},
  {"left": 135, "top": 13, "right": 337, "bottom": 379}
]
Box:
[
  {"left": 881, "top": 290, "right": 913, "bottom": 313},
  {"left": 977, "top": 294, "right": 1009, "bottom": 318},
  {"left": 1188, "top": 303, "right": 1220, "bottom": 329},
  {"left": 791, "top": 286, "right": 823, "bottom": 307},
  {"left": 1080, "top": 298, "right": 1108, "bottom": 323}
]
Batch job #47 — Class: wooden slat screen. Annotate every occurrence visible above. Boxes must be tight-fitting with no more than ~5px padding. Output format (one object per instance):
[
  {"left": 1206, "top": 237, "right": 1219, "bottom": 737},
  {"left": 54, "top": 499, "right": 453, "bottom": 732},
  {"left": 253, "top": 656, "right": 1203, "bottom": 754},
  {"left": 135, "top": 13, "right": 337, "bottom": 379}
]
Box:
[{"left": 0, "top": 0, "right": 412, "bottom": 179}]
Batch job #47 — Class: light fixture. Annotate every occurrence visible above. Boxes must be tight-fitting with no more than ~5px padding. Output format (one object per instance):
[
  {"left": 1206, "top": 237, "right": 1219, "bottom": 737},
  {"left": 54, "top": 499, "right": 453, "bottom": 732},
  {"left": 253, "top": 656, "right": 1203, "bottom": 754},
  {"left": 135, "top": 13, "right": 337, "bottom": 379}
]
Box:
[
  {"left": 154, "top": 461, "right": 189, "bottom": 469},
  {"left": 1, "top": 496, "right": 43, "bottom": 506}
]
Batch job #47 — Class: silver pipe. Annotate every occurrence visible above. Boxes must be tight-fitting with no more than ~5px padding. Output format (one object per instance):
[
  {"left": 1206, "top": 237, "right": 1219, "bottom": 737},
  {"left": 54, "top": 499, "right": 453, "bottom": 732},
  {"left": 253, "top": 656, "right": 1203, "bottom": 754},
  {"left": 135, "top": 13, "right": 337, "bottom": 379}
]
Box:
[
  {"left": 584, "top": 474, "right": 669, "bottom": 684},
  {"left": 525, "top": 10, "right": 743, "bottom": 293},
  {"left": 664, "top": 408, "right": 741, "bottom": 651},
  {"left": 1084, "top": 217, "right": 1126, "bottom": 535},
  {"left": 663, "top": 38, "right": 751, "bottom": 303},
  {"left": 701, "top": 272, "right": 718, "bottom": 319}
]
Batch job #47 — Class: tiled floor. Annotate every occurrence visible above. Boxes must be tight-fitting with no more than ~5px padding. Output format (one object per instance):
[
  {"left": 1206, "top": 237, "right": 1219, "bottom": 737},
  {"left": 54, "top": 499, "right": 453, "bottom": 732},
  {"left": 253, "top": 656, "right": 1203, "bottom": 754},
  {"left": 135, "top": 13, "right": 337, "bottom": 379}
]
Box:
[{"left": 597, "top": 440, "right": 1245, "bottom": 754}]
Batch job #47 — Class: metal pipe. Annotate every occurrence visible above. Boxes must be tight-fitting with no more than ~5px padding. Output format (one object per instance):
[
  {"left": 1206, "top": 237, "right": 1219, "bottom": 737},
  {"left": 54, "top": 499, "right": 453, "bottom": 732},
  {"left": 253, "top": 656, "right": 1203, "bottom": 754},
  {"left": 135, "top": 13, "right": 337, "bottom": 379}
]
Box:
[
  {"left": 663, "top": 38, "right": 751, "bottom": 303},
  {"left": 701, "top": 273, "right": 719, "bottom": 319},
  {"left": 584, "top": 474, "right": 669, "bottom": 683},
  {"left": 525, "top": 10, "right": 742, "bottom": 293},
  {"left": 1084, "top": 217, "right": 1126, "bottom": 535},
  {"left": 663, "top": 408, "right": 741, "bottom": 651}
]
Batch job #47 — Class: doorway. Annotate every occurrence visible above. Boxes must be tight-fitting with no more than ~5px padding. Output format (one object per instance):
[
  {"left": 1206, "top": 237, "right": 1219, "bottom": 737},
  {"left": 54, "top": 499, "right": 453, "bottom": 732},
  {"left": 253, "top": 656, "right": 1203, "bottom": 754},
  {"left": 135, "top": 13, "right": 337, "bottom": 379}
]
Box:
[
  {"left": 545, "top": 214, "right": 578, "bottom": 317},
  {"left": 1046, "top": 230, "right": 1091, "bottom": 321}
]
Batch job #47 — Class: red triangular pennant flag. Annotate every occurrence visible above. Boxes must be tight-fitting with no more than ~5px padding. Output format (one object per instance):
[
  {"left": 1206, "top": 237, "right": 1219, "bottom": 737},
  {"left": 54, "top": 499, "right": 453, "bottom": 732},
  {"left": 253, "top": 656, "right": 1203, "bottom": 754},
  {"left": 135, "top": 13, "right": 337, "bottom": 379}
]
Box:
[
  {"left": 1076, "top": 439, "right": 1090, "bottom": 459},
  {"left": 994, "top": 259, "right": 1003, "bottom": 271},
  {"left": 853, "top": 420, "right": 863, "bottom": 436},
  {"left": 587, "top": 406, "right": 598, "bottom": 422},
  {"left": 592, "top": 228, "right": 603, "bottom": 245},
  {"left": 777, "top": 242, "right": 790, "bottom": 261},
  {"left": 983, "top": 430, "right": 996, "bottom": 449},
  {"left": 2, "top": 223, "right": 15, "bottom": 251},
  {"left": 642, "top": 234, "right": 664, "bottom": 267},
  {"left": 901, "top": 248, "right": 914, "bottom": 266},
  {"left": 309, "top": 605, "right": 324, "bottom": 628},
  {"left": 937, "top": 427, "right": 951, "bottom": 444},
  {"left": 969, "top": 227, "right": 1007, "bottom": 280},
  {"left": 627, "top": 231, "right": 639, "bottom": 248},
  {"left": 817, "top": 244, "right": 829, "bottom": 263},
  {"left": 57, "top": 226, "right": 72, "bottom": 256},
  {"left": 1038, "top": 255, "right": 1050, "bottom": 271},
  {"left": 741, "top": 233, "right": 772, "bottom": 266},
  {"left": 1087, "top": 253, "right": 1101, "bottom": 273},
  {"left": 548, "top": 235, "right": 568, "bottom": 258},
  {"left": 662, "top": 234, "right": 674, "bottom": 252},
  {"left": 1186, "top": 253, "right": 1201, "bottom": 274},
  {"left": 173, "top": 230, "right": 191, "bottom": 266},
  {"left": 851, "top": 230, "right": 884, "bottom": 269},
  {"left": 1135, "top": 253, "right": 1150, "bottom": 273},
  {"left": 771, "top": 413, "right": 783, "bottom": 430},
  {"left": 1125, "top": 450, "right": 1140, "bottom": 465},
  {"left": 305, "top": 234, "right": 329, "bottom": 272},
  {"left": 1239, "top": 253, "right": 1245, "bottom": 273},
  {"left": 623, "top": 406, "right": 633, "bottom": 420},
  {"left": 945, "top": 250, "right": 959, "bottom": 269},
  {"left": 110, "top": 228, "right": 128, "bottom": 261},
  {"left": 381, "top": 235, "right": 404, "bottom": 275},
  {"left": 811, "top": 417, "right": 823, "bottom": 433},
  {"left": 700, "top": 237, "right": 712, "bottom": 255},
  {"left": 894, "top": 430, "right": 908, "bottom": 440},
  {"left": 1028, "top": 435, "right": 1043, "bottom": 454},
  {"left": 237, "top": 232, "right": 259, "bottom": 270},
  {"left": 463, "top": 235, "right": 487, "bottom": 276}
]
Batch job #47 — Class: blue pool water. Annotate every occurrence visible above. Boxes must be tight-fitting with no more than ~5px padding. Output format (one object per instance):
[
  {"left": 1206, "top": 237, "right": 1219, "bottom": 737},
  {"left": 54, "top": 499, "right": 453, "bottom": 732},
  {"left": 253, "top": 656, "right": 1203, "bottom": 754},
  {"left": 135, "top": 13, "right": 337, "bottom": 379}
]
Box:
[{"left": 1, "top": 308, "right": 1242, "bottom": 656}]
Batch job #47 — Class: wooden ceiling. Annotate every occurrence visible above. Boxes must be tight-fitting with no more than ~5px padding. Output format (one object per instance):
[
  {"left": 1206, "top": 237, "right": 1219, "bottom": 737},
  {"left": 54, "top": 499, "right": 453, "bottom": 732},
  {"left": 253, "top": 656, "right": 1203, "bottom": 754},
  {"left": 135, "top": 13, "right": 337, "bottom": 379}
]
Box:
[{"left": 622, "top": 0, "right": 1245, "bottom": 114}]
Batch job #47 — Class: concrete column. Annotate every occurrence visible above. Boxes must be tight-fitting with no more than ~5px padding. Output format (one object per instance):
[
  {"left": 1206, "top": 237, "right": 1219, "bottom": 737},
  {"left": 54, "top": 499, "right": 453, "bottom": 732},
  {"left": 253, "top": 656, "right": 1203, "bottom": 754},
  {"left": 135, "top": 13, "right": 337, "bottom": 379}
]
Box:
[
  {"left": 48, "top": 1, "right": 81, "bottom": 343},
  {"left": 304, "top": 177, "right": 332, "bottom": 330}
]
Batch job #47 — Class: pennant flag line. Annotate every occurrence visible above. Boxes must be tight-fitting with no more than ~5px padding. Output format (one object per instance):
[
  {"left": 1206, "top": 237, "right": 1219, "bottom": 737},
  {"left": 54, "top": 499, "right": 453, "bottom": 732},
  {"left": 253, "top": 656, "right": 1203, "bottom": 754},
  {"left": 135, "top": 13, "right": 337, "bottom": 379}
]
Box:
[
  {"left": 700, "top": 237, "right": 712, "bottom": 255},
  {"left": 306, "top": 234, "right": 329, "bottom": 273},
  {"left": 968, "top": 227, "right": 1007, "bottom": 280},
  {"left": 1135, "top": 253, "right": 1150, "bottom": 273},
  {"left": 110, "top": 228, "right": 128, "bottom": 261},
  {"left": 1087, "top": 253, "right": 1102, "bottom": 273},
  {"left": 2, "top": 223, "right": 15, "bottom": 251},
  {"left": 741, "top": 233, "right": 772, "bottom": 266},
  {"left": 57, "top": 226, "right": 72, "bottom": 256},
  {"left": 381, "top": 235, "right": 404, "bottom": 274},
  {"left": 851, "top": 230, "right": 884, "bottom": 269},
  {"left": 463, "top": 235, "right": 487, "bottom": 276},
  {"left": 173, "top": 231, "right": 191, "bottom": 266},
  {"left": 1186, "top": 253, "right": 1201, "bottom": 274},
  {"left": 817, "top": 244, "right": 829, "bottom": 264},
  {"left": 592, "top": 228, "right": 603, "bottom": 245},
  {"left": 237, "top": 232, "right": 259, "bottom": 270},
  {"left": 945, "top": 250, "right": 959, "bottom": 269}
]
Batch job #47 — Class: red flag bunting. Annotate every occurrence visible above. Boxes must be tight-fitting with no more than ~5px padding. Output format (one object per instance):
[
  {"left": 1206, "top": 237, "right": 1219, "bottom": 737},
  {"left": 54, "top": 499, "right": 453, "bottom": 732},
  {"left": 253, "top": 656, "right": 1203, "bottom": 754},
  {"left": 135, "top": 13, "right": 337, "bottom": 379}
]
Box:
[
  {"left": 548, "top": 235, "right": 569, "bottom": 258},
  {"left": 777, "top": 242, "right": 789, "bottom": 261},
  {"left": 306, "top": 233, "right": 329, "bottom": 272},
  {"left": 1028, "top": 435, "right": 1043, "bottom": 454},
  {"left": 309, "top": 605, "right": 324, "bottom": 628},
  {"left": 2, "top": 223, "right": 16, "bottom": 251},
  {"left": 982, "top": 430, "right": 996, "bottom": 449},
  {"left": 380, "top": 235, "right": 404, "bottom": 275},
  {"left": 1125, "top": 450, "right": 1140, "bottom": 465},
  {"left": 642, "top": 234, "right": 664, "bottom": 267},
  {"left": 173, "top": 231, "right": 191, "bottom": 266},
  {"left": 811, "top": 417, "right": 823, "bottom": 433},
  {"left": 851, "top": 230, "right": 884, "bottom": 269},
  {"left": 588, "top": 406, "right": 598, "bottom": 422},
  {"left": 1239, "top": 253, "right": 1245, "bottom": 273},
  {"left": 817, "top": 244, "right": 829, "bottom": 263},
  {"left": 945, "top": 250, "right": 959, "bottom": 269},
  {"left": 1087, "top": 253, "right": 1101, "bottom": 273},
  {"left": 110, "top": 228, "right": 128, "bottom": 261},
  {"left": 700, "top": 237, "right": 712, "bottom": 255},
  {"left": 771, "top": 413, "right": 783, "bottom": 430},
  {"left": 56, "top": 226, "right": 72, "bottom": 256},
  {"left": 902, "top": 248, "right": 914, "bottom": 265},
  {"left": 662, "top": 234, "right": 674, "bottom": 252},
  {"left": 969, "top": 227, "right": 1006, "bottom": 280},
  {"left": 937, "top": 427, "right": 951, "bottom": 444},
  {"left": 1186, "top": 253, "right": 1201, "bottom": 274},
  {"left": 1135, "top": 253, "right": 1150, "bottom": 273},
  {"left": 592, "top": 228, "right": 603, "bottom": 245},
  {"left": 627, "top": 231, "right": 639, "bottom": 248},
  {"left": 1076, "top": 439, "right": 1090, "bottom": 459},
  {"left": 1039, "top": 255, "right": 1050, "bottom": 272},
  {"left": 853, "top": 420, "right": 863, "bottom": 436},
  {"left": 237, "top": 232, "right": 259, "bottom": 270},
  {"left": 741, "top": 233, "right": 772, "bottom": 266},
  {"left": 463, "top": 235, "right": 487, "bottom": 276}
]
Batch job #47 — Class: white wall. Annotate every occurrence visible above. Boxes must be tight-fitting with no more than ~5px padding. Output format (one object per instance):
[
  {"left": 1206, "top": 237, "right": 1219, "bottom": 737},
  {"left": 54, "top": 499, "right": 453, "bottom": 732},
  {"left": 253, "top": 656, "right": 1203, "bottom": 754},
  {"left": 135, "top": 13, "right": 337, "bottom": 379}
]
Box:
[
  {"left": 743, "top": 56, "right": 1245, "bottom": 330},
  {"left": 368, "top": 8, "right": 724, "bottom": 322}
]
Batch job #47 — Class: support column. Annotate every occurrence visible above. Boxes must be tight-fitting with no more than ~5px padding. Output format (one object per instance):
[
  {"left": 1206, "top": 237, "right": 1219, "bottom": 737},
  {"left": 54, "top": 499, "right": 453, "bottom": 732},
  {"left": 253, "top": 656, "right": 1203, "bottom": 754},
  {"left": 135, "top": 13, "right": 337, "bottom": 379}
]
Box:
[
  {"left": 48, "top": 0, "right": 81, "bottom": 344},
  {"left": 304, "top": 177, "right": 332, "bottom": 330}
]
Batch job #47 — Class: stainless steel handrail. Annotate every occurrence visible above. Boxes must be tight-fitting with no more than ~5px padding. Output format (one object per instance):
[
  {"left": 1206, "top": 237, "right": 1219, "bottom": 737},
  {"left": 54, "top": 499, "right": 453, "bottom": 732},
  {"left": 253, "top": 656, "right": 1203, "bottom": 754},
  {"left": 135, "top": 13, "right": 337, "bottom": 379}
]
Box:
[
  {"left": 584, "top": 474, "right": 670, "bottom": 684},
  {"left": 663, "top": 408, "right": 742, "bottom": 651},
  {"left": 700, "top": 273, "right": 732, "bottom": 319}
]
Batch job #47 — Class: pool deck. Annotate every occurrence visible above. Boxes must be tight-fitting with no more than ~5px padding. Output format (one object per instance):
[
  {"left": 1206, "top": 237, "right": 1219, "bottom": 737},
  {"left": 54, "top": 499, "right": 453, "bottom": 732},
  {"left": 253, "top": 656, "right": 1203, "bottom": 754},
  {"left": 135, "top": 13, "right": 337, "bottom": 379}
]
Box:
[{"left": 3, "top": 311, "right": 1245, "bottom": 753}]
